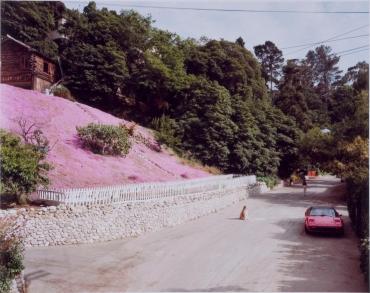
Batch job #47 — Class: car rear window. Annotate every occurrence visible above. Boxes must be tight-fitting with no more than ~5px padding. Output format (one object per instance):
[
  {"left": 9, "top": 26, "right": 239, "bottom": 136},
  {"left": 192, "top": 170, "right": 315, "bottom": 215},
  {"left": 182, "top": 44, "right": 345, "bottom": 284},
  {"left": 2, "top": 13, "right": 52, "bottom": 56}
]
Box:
[{"left": 310, "top": 208, "right": 335, "bottom": 217}]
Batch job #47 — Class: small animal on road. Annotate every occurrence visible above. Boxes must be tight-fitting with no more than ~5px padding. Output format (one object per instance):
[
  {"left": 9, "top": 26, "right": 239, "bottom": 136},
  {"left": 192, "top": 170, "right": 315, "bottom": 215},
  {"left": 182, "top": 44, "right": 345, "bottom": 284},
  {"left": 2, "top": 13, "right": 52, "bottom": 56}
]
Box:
[{"left": 240, "top": 206, "right": 247, "bottom": 220}]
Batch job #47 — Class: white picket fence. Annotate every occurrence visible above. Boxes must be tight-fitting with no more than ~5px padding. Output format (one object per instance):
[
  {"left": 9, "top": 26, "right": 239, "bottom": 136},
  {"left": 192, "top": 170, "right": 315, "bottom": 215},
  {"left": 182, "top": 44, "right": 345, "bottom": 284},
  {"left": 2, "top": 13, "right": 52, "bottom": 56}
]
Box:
[{"left": 36, "top": 175, "right": 256, "bottom": 206}]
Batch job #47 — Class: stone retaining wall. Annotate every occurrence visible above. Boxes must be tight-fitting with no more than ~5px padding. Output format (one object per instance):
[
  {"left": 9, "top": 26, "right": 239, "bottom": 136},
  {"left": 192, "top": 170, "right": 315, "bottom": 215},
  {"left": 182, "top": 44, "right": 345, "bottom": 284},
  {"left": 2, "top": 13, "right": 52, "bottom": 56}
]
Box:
[{"left": 1, "top": 184, "right": 262, "bottom": 247}]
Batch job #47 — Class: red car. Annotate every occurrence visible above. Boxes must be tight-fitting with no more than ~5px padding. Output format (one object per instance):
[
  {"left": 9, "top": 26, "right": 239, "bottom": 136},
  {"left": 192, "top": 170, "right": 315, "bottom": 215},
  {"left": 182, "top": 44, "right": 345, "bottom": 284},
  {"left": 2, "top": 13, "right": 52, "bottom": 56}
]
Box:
[{"left": 304, "top": 206, "right": 344, "bottom": 236}]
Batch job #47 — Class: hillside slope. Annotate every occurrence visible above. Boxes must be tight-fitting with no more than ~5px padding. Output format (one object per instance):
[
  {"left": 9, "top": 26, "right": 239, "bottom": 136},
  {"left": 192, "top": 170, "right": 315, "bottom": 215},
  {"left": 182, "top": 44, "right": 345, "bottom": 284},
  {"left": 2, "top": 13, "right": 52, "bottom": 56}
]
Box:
[{"left": 0, "top": 84, "right": 211, "bottom": 188}]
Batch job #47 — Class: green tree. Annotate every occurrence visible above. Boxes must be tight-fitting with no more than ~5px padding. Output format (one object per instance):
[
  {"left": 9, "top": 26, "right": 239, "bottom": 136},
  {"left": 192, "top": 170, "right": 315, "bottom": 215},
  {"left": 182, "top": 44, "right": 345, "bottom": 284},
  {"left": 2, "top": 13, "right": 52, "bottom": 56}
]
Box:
[
  {"left": 331, "top": 63, "right": 369, "bottom": 141},
  {"left": 150, "top": 115, "right": 180, "bottom": 149},
  {"left": 304, "top": 45, "right": 341, "bottom": 105},
  {"left": 235, "top": 36, "right": 245, "bottom": 48},
  {"left": 0, "top": 130, "right": 51, "bottom": 204},
  {"left": 329, "top": 85, "right": 356, "bottom": 124},
  {"left": 174, "top": 78, "right": 237, "bottom": 170},
  {"left": 1, "top": 1, "right": 65, "bottom": 59},
  {"left": 185, "top": 39, "right": 267, "bottom": 99},
  {"left": 271, "top": 108, "right": 302, "bottom": 178},
  {"left": 125, "top": 29, "right": 188, "bottom": 122},
  {"left": 254, "top": 41, "right": 284, "bottom": 92},
  {"left": 299, "top": 127, "right": 334, "bottom": 169},
  {"left": 341, "top": 62, "right": 369, "bottom": 92},
  {"left": 227, "top": 96, "right": 264, "bottom": 175},
  {"left": 62, "top": 41, "right": 128, "bottom": 108},
  {"left": 305, "top": 46, "right": 341, "bottom": 87},
  {"left": 275, "top": 60, "right": 312, "bottom": 131}
]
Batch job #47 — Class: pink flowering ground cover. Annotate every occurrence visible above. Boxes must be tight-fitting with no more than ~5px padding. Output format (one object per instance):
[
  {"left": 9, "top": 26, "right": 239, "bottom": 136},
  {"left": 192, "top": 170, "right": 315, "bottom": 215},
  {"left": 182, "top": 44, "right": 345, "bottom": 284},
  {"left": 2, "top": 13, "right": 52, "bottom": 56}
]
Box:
[{"left": 0, "top": 84, "right": 211, "bottom": 188}]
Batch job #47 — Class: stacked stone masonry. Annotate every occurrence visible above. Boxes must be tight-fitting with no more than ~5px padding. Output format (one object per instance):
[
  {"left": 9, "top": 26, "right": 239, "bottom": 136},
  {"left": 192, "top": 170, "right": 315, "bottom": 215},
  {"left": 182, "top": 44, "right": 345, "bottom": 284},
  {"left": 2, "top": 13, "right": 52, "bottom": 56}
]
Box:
[{"left": 1, "top": 184, "right": 263, "bottom": 247}]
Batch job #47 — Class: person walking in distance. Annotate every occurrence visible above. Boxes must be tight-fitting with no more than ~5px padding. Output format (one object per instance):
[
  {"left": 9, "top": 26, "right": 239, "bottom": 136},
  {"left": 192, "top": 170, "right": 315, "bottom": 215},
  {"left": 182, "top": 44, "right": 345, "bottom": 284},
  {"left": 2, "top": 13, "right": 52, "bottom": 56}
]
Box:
[
  {"left": 240, "top": 206, "right": 247, "bottom": 220},
  {"left": 303, "top": 177, "right": 307, "bottom": 196}
]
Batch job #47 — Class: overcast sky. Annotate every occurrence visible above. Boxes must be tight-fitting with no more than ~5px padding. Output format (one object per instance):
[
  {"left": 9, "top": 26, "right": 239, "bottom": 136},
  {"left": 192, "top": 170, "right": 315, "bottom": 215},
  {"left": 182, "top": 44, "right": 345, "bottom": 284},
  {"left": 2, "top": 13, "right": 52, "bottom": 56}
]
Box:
[{"left": 64, "top": 0, "right": 369, "bottom": 72}]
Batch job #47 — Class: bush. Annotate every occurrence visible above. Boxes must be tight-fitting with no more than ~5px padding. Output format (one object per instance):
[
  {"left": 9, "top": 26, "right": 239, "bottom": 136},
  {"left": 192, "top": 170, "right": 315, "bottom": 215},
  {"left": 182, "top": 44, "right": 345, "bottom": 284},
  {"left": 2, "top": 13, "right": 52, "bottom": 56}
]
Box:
[
  {"left": 120, "top": 123, "right": 136, "bottom": 136},
  {"left": 360, "top": 237, "right": 369, "bottom": 282},
  {"left": 257, "top": 176, "right": 279, "bottom": 189},
  {"left": 346, "top": 177, "right": 368, "bottom": 236},
  {"left": 150, "top": 115, "right": 181, "bottom": 150},
  {"left": 52, "top": 85, "right": 75, "bottom": 101},
  {"left": 0, "top": 221, "right": 24, "bottom": 293},
  {"left": 345, "top": 174, "right": 369, "bottom": 282},
  {"left": 0, "top": 130, "right": 51, "bottom": 204},
  {"left": 346, "top": 176, "right": 369, "bottom": 281},
  {"left": 76, "top": 123, "right": 131, "bottom": 156}
]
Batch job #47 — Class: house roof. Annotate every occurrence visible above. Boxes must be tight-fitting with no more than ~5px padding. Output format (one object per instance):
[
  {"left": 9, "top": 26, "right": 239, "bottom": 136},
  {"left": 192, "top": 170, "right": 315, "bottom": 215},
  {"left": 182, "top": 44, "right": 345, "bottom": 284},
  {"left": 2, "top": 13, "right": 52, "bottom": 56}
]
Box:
[{"left": 2, "top": 34, "right": 57, "bottom": 63}]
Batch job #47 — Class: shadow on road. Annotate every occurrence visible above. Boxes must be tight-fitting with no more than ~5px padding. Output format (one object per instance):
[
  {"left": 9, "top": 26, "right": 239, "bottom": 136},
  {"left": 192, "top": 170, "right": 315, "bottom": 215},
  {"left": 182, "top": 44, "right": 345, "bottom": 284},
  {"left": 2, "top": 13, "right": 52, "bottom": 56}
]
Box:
[
  {"left": 24, "top": 270, "right": 51, "bottom": 290},
  {"left": 252, "top": 179, "right": 347, "bottom": 209},
  {"left": 271, "top": 218, "right": 366, "bottom": 291},
  {"left": 255, "top": 178, "right": 367, "bottom": 292}
]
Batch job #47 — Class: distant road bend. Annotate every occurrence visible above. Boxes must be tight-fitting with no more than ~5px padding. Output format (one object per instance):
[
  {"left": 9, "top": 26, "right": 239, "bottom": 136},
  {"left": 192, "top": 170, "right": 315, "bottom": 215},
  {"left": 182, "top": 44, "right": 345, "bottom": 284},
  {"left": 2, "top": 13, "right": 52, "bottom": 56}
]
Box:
[{"left": 25, "top": 176, "right": 367, "bottom": 292}]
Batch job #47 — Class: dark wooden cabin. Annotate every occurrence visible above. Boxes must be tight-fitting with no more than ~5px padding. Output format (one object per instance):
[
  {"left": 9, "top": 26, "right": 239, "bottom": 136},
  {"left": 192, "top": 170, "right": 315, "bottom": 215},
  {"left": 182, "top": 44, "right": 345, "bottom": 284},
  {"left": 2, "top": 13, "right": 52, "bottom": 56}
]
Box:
[{"left": 1, "top": 35, "right": 59, "bottom": 93}]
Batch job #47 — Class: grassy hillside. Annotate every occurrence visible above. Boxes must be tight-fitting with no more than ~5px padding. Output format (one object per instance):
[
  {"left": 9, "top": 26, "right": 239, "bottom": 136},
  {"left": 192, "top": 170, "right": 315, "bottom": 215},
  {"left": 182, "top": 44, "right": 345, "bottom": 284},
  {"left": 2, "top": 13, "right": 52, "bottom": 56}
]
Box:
[{"left": 0, "top": 84, "right": 211, "bottom": 189}]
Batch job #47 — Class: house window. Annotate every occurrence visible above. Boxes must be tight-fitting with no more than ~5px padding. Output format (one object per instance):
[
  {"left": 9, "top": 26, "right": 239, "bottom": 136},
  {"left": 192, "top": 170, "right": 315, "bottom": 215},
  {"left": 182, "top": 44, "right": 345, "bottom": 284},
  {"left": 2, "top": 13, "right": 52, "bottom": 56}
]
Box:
[{"left": 43, "top": 62, "right": 49, "bottom": 74}]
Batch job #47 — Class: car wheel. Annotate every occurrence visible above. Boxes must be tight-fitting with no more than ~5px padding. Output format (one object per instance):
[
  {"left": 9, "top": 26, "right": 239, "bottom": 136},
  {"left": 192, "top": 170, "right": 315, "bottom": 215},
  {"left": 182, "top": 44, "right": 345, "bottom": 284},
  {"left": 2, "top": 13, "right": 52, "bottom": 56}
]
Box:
[
  {"left": 338, "top": 228, "right": 344, "bottom": 237},
  {"left": 305, "top": 226, "right": 310, "bottom": 234}
]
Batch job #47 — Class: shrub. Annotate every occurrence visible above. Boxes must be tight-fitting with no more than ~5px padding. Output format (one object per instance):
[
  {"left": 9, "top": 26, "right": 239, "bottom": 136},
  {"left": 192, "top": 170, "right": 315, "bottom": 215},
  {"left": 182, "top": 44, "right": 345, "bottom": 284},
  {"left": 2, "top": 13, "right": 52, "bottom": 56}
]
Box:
[
  {"left": 360, "top": 237, "right": 369, "bottom": 282},
  {"left": 0, "top": 221, "right": 24, "bottom": 293},
  {"left": 0, "top": 130, "right": 51, "bottom": 204},
  {"left": 150, "top": 115, "right": 181, "bottom": 150},
  {"left": 127, "top": 123, "right": 136, "bottom": 136},
  {"left": 119, "top": 123, "right": 137, "bottom": 137},
  {"left": 257, "top": 176, "right": 279, "bottom": 189},
  {"left": 76, "top": 123, "right": 131, "bottom": 156},
  {"left": 346, "top": 176, "right": 369, "bottom": 281},
  {"left": 52, "top": 85, "right": 75, "bottom": 101}
]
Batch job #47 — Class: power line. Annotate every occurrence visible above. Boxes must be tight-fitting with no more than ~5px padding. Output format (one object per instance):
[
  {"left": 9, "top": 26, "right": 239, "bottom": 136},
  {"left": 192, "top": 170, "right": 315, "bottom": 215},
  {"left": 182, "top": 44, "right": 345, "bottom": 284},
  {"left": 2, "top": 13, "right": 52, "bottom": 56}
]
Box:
[
  {"left": 336, "top": 45, "right": 369, "bottom": 54},
  {"left": 287, "top": 44, "right": 369, "bottom": 60},
  {"left": 323, "top": 25, "right": 369, "bottom": 42},
  {"left": 285, "top": 24, "right": 369, "bottom": 54},
  {"left": 339, "top": 48, "right": 369, "bottom": 57},
  {"left": 281, "top": 34, "right": 369, "bottom": 50},
  {"left": 107, "top": 4, "right": 369, "bottom": 14}
]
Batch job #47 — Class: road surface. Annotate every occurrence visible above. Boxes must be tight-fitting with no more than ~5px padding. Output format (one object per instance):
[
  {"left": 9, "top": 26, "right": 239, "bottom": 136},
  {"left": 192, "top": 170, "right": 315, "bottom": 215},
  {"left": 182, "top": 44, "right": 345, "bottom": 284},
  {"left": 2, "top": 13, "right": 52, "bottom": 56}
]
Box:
[{"left": 24, "top": 176, "right": 368, "bottom": 292}]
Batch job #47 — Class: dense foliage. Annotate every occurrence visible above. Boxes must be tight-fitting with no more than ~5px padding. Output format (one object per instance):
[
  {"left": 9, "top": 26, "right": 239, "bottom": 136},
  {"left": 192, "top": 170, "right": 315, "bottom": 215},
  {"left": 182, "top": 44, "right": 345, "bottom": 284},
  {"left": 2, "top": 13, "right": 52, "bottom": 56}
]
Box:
[
  {"left": 0, "top": 130, "right": 51, "bottom": 204},
  {"left": 0, "top": 221, "right": 24, "bottom": 293},
  {"left": 52, "top": 85, "right": 74, "bottom": 101},
  {"left": 76, "top": 123, "right": 132, "bottom": 156},
  {"left": 1, "top": 1, "right": 302, "bottom": 178},
  {"left": 257, "top": 176, "right": 279, "bottom": 189}
]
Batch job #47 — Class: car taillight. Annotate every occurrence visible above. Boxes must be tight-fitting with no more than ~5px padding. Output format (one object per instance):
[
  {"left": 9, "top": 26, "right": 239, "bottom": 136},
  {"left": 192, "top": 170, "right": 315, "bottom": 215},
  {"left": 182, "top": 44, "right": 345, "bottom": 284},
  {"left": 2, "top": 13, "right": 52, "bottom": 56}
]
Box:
[
  {"left": 308, "top": 219, "right": 315, "bottom": 223},
  {"left": 334, "top": 219, "right": 341, "bottom": 223}
]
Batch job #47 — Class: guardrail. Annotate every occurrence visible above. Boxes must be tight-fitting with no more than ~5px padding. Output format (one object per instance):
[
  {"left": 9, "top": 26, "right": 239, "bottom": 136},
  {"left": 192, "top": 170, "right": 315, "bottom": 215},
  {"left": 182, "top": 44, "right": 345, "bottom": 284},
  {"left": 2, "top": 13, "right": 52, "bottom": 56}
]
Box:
[{"left": 36, "top": 174, "right": 256, "bottom": 206}]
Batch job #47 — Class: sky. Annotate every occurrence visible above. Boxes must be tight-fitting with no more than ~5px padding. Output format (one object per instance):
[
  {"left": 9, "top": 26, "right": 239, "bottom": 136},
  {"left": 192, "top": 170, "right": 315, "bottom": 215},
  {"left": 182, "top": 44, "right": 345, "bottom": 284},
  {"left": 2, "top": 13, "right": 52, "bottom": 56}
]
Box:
[{"left": 64, "top": 0, "right": 369, "bottom": 72}]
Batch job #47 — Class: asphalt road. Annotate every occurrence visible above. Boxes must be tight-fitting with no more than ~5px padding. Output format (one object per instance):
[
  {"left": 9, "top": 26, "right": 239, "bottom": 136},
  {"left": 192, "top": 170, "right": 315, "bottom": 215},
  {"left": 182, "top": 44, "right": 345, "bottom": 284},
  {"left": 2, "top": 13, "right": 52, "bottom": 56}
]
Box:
[{"left": 24, "top": 176, "right": 368, "bottom": 292}]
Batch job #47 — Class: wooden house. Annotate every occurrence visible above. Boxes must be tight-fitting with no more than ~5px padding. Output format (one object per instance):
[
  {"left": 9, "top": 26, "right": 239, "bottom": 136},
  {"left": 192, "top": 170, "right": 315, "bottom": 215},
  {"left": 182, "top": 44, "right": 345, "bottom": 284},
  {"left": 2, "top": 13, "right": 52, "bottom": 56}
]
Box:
[{"left": 1, "top": 35, "right": 59, "bottom": 93}]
